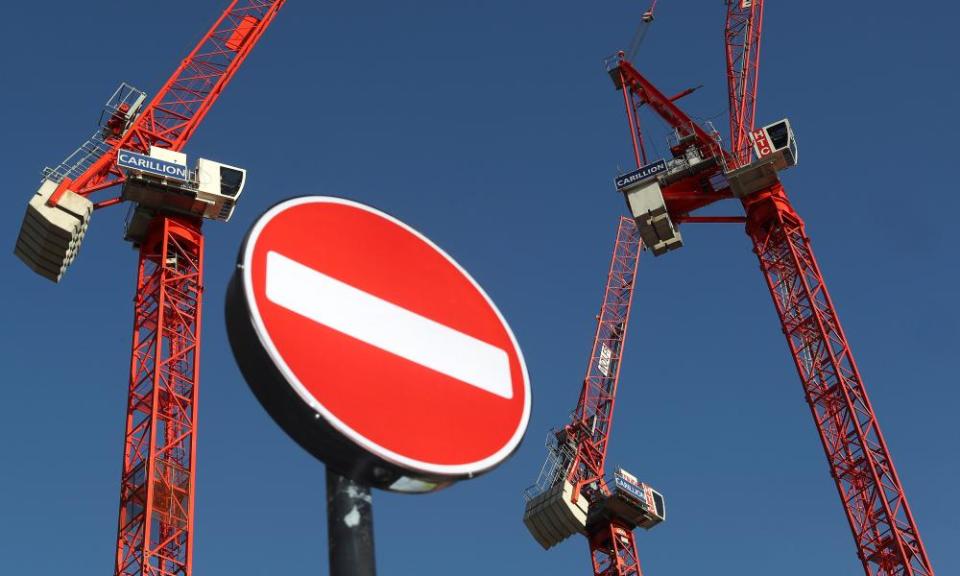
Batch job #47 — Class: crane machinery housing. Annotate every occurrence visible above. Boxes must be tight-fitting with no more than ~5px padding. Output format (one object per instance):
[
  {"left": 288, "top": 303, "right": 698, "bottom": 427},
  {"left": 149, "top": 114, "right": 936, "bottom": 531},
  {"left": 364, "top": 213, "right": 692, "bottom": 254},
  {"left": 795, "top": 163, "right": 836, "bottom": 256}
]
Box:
[
  {"left": 524, "top": 2, "right": 935, "bottom": 576},
  {"left": 12, "top": 2, "right": 286, "bottom": 575}
]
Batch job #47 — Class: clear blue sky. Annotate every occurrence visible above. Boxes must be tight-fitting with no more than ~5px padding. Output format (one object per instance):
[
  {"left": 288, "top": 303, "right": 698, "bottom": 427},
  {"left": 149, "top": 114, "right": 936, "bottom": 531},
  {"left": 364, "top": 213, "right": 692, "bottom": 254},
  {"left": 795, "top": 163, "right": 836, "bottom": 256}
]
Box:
[{"left": 1, "top": 1, "right": 957, "bottom": 574}]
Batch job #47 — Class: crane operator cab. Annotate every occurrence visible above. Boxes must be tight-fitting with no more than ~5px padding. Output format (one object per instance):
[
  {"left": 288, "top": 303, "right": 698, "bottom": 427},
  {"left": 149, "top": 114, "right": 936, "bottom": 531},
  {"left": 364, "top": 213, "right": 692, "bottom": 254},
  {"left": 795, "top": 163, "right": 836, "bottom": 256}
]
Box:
[
  {"left": 118, "top": 146, "right": 246, "bottom": 244},
  {"left": 725, "top": 117, "right": 798, "bottom": 198},
  {"left": 523, "top": 464, "right": 665, "bottom": 550},
  {"left": 589, "top": 468, "right": 666, "bottom": 530}
]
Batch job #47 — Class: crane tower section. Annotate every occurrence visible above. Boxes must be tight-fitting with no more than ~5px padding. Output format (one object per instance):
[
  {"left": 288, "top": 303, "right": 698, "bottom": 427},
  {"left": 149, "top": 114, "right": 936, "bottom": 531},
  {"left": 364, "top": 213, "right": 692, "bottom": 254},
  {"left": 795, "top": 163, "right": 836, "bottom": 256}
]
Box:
[
  {"left": 604, "top": 8, "right": 935, "bottom": 572},
  {"left": 116, "top": 217, "right": 204, "bottom": 576},
  {"left": 12, "top": 2, "right": 286, "bottom": 576},
  {"left": 743, "top": 185, "right": 935, "bottom": 576},
  {"left": 109, "top": 3, "right": 285, "bottom": 572},
  {"left": 524, "top": 217, "right": 664, "bottom": 576},
  {"left": 725, "top": 0, "right": 765, "bottom": 168}
]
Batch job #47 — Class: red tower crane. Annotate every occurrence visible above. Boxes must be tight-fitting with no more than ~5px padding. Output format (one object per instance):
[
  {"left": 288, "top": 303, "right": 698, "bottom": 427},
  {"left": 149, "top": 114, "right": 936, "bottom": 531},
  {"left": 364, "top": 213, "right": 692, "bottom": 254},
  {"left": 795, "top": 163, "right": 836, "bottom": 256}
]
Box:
[
  {"left": 525, "top": 2, "right": 935, "bottom": 576},
  {"left": 13, "top": 2, "right": 286, "bottom": 575},
  {"left": 523, "top": 215, "right": 653, "bottom": 576},
  {"left": 722, "top": 3, "right": 933, "bottom": 574}
]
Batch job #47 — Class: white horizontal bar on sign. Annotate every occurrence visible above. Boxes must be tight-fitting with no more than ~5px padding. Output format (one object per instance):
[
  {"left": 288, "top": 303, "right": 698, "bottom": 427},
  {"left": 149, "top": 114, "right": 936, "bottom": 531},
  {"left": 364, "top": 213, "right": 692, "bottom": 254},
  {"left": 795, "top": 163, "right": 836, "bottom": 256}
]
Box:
[{"left": 265, "top": 251, "right": 513, "bottom": 399}]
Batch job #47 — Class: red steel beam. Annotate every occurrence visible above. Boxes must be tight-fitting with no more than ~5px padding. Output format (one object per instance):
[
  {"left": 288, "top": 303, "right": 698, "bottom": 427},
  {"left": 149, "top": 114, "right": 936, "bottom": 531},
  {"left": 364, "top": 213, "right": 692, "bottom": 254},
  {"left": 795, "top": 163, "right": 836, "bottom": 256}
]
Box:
[
  {"left": 616, "top": 58, "right": 733, "bottom": 169},
  {"left": 725, "top": 0, "right": 765, "bottom": 168},
  {"left": 564, "top": 217, "right": 642, "bottom": 501},
  {"left": 590, "top": 520, "right": 644, "bottom": 576},
  {"left": 51, "top": 0, "right": 286, "bottom": 206},
  {"left": 116, "top": 216, "right": 204, "bottom": 576},
  {"left": 744, "top": 184, "right": 935, "bottom": 576}
]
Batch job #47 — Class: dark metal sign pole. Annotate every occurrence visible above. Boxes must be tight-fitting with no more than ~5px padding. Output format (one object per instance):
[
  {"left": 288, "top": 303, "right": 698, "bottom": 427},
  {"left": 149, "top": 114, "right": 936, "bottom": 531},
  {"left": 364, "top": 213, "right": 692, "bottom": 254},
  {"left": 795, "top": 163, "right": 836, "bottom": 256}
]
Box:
[{"left": 326, "top": 468, "right": 376, "bottom": 576}]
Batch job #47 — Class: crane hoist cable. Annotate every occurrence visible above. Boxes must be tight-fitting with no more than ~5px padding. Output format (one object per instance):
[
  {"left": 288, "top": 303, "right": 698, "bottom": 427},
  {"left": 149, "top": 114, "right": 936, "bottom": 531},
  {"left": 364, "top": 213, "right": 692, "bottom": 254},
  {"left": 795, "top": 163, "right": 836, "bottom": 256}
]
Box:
[{"left": 625, "top": 0, "right": 659, "bottom": 61}]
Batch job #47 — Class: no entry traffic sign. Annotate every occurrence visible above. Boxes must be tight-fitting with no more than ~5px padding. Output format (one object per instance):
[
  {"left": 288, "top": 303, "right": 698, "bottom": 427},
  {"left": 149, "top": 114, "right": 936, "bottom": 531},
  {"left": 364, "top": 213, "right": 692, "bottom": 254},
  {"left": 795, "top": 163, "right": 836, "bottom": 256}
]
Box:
[{"left": 226, "top": 197, "right": 530, "bottom": 492}]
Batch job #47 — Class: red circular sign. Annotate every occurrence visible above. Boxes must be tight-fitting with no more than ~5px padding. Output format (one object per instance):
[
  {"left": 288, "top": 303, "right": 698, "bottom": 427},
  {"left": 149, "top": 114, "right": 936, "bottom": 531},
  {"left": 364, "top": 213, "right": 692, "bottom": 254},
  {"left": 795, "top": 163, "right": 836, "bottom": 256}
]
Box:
[{"left": 232, "top": 197, "right": 530, "bottom": 484}]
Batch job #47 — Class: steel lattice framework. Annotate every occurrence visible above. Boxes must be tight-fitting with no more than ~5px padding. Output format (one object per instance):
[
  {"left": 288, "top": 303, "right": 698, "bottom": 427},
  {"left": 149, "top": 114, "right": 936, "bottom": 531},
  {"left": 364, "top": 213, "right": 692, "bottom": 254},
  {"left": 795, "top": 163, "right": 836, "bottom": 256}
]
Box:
[
  {"left": 531, "top": 2, "right": 934, "bottom": 575},
  {"left": 565, "top": 217, "right": 642, "bottom": 497},
  {"left": 51, "top": 0, "right": 286, "bottom": 207},
  {"left": 616, "top": 8, "right": 933, "bottom": 574},
  {"left": 725, "top": 0, "right": 765, "bottom": 167},
  {"left": 613, "top": 57, "right": 935, "bottom": 576},
  {"left": 743, "top": 187, "right": 934, "bottom": 575},
  {"left": 559, "top": 217, "right": 644, "bottom": 576},
  {"left": 590, "top": 521, "right": 644, "bottom": 576},
  {"left": 23, "top": 2, "right": 285, "bottom": 575},
  {"left": 117, "top": 217, "right": 204, "bottom": 576}
]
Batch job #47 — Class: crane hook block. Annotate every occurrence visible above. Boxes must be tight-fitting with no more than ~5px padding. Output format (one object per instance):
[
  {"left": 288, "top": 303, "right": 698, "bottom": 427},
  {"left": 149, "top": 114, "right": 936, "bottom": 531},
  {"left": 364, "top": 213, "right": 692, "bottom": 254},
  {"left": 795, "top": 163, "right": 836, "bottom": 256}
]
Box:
[{"left": 14, "top": 179, "right": 92, "bottom": 283}]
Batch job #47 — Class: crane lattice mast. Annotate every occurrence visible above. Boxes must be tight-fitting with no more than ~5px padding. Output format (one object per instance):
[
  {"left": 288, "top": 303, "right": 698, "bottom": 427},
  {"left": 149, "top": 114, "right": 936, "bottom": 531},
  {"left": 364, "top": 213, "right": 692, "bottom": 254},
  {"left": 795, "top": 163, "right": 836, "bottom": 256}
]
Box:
[
  {"left": 569, "top": 217, "right": 645, "bottom": 576},
  {"left": 523, "top": 216, "right": 653, "bottom": 576},
  {"left": 614, "top": 50, "right": 935, "bottom": 576},
  {"left": 611, "top": 3, "right": 936, "bottom": 573},
  {"left": 724, "top": 3, "right": 934, "bottom": 573},
  {"left": 526, "top": 2, "right": 935, "bottom": 574},
  {"left": 725, "top": 0, "right": 764, "bottom": 167},
  {"left": 14, "top": 2, "right": 286, "bottom": 575},
  {"left": 743, "top": 184, "right": 934, "bottom": 575},
  {"left": 522, "top": 13, "right": 667, "bottom": 575}
]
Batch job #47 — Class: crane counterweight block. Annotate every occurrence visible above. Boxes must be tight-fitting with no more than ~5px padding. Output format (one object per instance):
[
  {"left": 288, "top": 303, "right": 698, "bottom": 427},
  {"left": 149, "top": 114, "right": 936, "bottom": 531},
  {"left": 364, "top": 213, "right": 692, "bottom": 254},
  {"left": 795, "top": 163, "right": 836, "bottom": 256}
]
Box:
[
  {"left": 523, "top": 468, "right": 666, "bottom": 549},
  {"left": 523, "top": 480, "right": 590, "bottom": 549},
  {"left": 14, "top": 179, "right": 92, "bottom": 282},
  {"left": 616, "top": 160, "right": 683, "bottom": 256}
]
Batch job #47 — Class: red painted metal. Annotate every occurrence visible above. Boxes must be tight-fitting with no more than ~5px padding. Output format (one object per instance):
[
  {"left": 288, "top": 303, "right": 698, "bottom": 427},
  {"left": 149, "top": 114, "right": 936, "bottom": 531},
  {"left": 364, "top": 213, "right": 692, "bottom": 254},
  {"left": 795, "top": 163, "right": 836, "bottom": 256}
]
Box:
[
  {"left": 590, "top": 521, "right": 644, "bottom": 576},
  {"left": 614, "top": 58, "right": 735, "bottom": 219},
  {"left": 725, "top": 0, "right": 764, "bottom": 168},
  {"left": 617, "top": 59, "right": 730, "bottom": 168},
  {"left": 604, "top": 7, "right": 936, "bottom": 571},
  {"left": 30, "top": 2, "right": 286, "bottom": 575},
  {"left": 723, "top": 3, "right": 934, "bottom": 570},
  {"left": 743, "top": 185, "right": 935, "bottom": 576},
  {"left": 51, "top": 0, "right": 286, "bottom": 206},
  {"left": 562, "top": 216, "right": 641, "bottom": 499},
  {"left": 107, "top": 4, "right": 285, "bottom": 574},
  {"left": 116, "top": 216, "right": 203, "bottom": 576},
  {"left": 618, "top": 67, "right": 646, "bottom": 167},
  {"left": 556, "top": 217, "right": 644, "bottom": 575}
]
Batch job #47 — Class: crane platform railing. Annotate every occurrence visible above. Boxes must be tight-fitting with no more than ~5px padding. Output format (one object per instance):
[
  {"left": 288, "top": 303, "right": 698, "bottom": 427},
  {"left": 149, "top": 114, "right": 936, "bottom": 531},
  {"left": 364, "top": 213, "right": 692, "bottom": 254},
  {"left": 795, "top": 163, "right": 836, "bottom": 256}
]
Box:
[
  {"left": 42, "top": 131, "right": 113, "bottom": 184},
  {"left": 523, "top": 432, "right": 576, "bottom": 502},
  {"left": 42, "top": 83, "right": 147, "bottom": 185}
]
